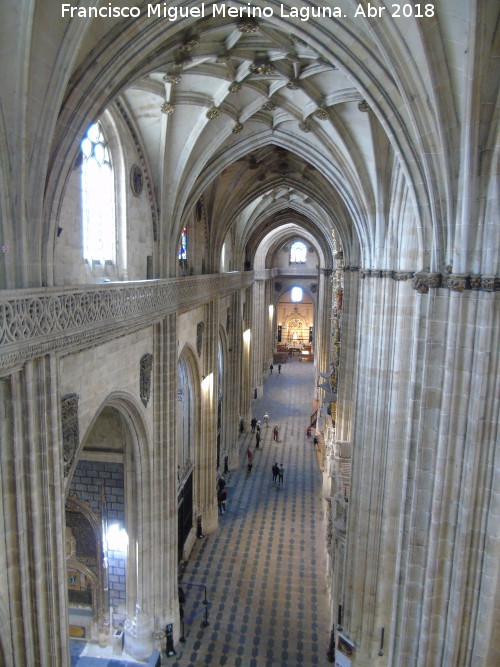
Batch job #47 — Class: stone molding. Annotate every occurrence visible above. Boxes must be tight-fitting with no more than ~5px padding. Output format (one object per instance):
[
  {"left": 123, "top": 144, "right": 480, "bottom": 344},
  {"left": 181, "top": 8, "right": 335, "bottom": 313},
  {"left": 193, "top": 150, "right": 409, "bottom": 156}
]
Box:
[
  {"left": 115, "top": 98, "right": 159, "bottom": 241},
  {"left": 0, "top": 273, "right": 253, "bottom": 374},
  {"left": 343, "top": 267, "right": 499, "bottom": 293},
  {"left": 412, "top": 272, "right": 442, "bottom": 293},
  {"left": 276, "top": 267, "right": 317, "bottom": 277}
]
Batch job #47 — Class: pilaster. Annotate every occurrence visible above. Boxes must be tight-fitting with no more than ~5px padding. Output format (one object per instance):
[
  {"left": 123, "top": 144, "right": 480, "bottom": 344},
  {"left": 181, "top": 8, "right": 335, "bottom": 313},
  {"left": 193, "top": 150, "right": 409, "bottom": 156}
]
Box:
[
  {"left": 0, "top": 357, "right": 68, "bottom": 666},
  {"left": 336, "top": 273, "right": 500, "bottom": 666}
]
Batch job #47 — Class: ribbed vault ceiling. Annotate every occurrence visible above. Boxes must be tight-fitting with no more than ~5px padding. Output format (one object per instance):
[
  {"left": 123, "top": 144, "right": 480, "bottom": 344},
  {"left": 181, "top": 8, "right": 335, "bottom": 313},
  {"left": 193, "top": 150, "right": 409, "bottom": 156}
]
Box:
[
  {"left": 115, "top": 13, "right": 378, "bottom": 269},
  {"left": 49, "top": 2, "right": 451, "bottom": 273}
]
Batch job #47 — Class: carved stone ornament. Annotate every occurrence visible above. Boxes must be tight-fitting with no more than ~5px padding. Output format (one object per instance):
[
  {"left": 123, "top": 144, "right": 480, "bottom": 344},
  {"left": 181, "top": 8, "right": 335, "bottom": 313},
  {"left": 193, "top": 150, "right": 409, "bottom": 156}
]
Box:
[
  {"left": 62, "top": 393, "right": 79, "bottom": 477},
  {"left": 382, "top": 270, "right": 394, "bottom": 279},
  {"left": 445, "top": 274, "right": 468, "bottom": 292},
  {"left": 228, "top": 81, "right": 242, "bottom": 93},
  {"left": 299, "top": 121, "right": 311, "bottom": 132},
  {"left": 412, "top": 272, "right": 442, "bottom": 293},
  {"left": 394, "top": 271, "right": 412, "bottom": 281},
  {"left": 182, "top": 34, "right": 200, "bottom": 50},
  {"left": 163, "top": 73, "right": 181, "bottom": 85},
  {"left": 232, "top": 122, "right": 244, "bottom": 134},
  {"left": 481, "top": 276, "right": 496, "bottom": 292},
  {"left": 262, "top": 100, "right": 278, "bottom": 111},
  {"left": 238, "top": 18, "right": 259, "bottom": 33},
  {"left": 286, "top": 79, "right": 301, "bottom": 90},
  {"left": 313, "top": 108, "right": 329, "bottom": 120},
  {"left": 206, "top": 107, "right": 221, "bottom": 120},
  {"left": 161, "top": 101, "right": 175, "bottom": 114},
  {"left": 216, "top": 52, "right": 231, "bottom": 63},
  {"left": 359, "top": 269, "right": 370, "bottom": 279},
  {"left": 358, "top": 100, "right": 371, "bottom": 112},
  {"left": 470, "top": 275, "right": 481, "bottom": 290},
  {"left": 140, "top": 353, "right": 153, "bottom": 407},
  {"left": 196, "top": 321, "right": 205, "bottom": 356},
  {"left": 249, "top": 60, "right": 273, "bottom": 75}
]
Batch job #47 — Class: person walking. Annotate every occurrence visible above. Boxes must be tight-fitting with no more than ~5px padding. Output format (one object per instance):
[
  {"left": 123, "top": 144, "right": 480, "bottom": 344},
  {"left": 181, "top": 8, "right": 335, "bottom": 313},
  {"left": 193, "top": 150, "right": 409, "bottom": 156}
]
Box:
[
  {"left": 218, "top": 487, "right": 227, "bottom": 514},
  {"left": 255, "top": 431, "right": 261, "bottom": 448},
  {"left": 272, "top": 462, "right": 279, "bottom": 484},
  {"left": 247, "top": 449, "right": 254, "bottom": 473},
  {"left": 313, "top": 434, "right": 319, "bottom": 449},
  {"left": 256, "top": 421, "right": 261, "bottom": 435},
  {"left": 251, "top": 417, "right": 257, "bottom": 433},
  {"left": 269, "top": 364, "right": 274, "bottom": 374},
  {"left": 273, "top": 425, "right": 279, "bottom": 442},
  {"left": 278, "top": 464, "right": 284, "bottom": 486},
  {"left": 263, "top": 412, "right": 269, "bottom": 427},
  {"left": 220, "top": 486, "right": 227, "bottom": 513},
  {"left": 278, "top": 364, "right": 282, "bottom": 374}
]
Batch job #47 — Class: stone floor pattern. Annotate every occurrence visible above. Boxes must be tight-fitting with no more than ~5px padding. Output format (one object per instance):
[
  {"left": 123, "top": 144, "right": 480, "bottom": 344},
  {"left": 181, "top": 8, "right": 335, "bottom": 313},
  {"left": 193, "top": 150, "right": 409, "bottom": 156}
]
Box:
[{"left": 172, "top": 358, "right": 331, "bottom": 666}]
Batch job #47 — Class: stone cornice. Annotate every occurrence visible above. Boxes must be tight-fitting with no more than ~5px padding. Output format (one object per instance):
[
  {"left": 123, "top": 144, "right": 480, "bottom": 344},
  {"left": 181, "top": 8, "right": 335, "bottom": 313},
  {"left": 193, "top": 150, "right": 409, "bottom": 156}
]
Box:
[
  {"left": 0, "top": 273, "right": 253, "bottom": 374},
  {"left": 343, "top": 268, "right": 499, "bottom": 293}
]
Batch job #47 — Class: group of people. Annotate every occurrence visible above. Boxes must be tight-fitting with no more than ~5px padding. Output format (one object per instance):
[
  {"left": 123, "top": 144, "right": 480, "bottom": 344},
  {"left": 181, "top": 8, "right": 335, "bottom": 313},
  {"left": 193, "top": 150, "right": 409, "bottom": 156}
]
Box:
[
  {"left": 250, "top": 412, "right": 277, "bottom": 448},
  {"left": 269, "top": 364, "right": 282, "bottom": 374}
]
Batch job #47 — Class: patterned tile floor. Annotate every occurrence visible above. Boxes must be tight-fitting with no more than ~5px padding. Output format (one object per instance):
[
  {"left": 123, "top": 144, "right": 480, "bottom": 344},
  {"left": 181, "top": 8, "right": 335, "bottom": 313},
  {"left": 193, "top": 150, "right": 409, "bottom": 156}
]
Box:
[{"left": 172, "top": 358, "right": 331, "bottom": 666}]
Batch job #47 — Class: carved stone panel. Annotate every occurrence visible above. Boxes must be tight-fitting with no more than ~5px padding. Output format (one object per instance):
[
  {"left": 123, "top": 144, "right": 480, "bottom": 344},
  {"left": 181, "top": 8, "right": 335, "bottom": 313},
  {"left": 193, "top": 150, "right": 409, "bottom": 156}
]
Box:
[
  {"left": 62, "top": 393, "right": 79, "bottom": 476},
  {"left": 196, "top": 322, "right": 204, "bottom": 356},
  {"left": 140, "top": 353, "right": 153, "bottom": 407}
]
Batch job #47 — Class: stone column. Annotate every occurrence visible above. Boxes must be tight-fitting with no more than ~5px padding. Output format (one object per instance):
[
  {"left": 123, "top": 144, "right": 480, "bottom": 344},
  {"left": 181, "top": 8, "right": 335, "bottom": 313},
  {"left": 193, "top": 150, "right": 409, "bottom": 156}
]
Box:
[
  {"left": 239, "top": 287, "right": 253, "bottom": 425},
  {"left": 198, "top": 300, "right": 218, "bottom": 534},
  {"left": 223, "top": 291, "right": 243, "bottom": 470},
  {"left": 0, "top": 357, "right": 69, "bottom": 666},
  {"left": 131, "top": 313, "right": 178, "bottom": 655},
  {"left": 251, "top": 275, "right": 267, "bottom": 398},
  {"left": 336, "top": 274, "right": 500, "bottom": 666},
  {"left": 316, "top": 267, "right": 333, "bottom": 381}
]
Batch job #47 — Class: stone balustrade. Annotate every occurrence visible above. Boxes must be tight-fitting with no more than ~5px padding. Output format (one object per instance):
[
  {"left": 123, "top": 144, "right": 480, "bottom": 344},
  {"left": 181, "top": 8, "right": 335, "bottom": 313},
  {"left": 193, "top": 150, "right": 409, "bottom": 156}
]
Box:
[{"left": 0, "top": 272, "right": 253, "bottom": 373}]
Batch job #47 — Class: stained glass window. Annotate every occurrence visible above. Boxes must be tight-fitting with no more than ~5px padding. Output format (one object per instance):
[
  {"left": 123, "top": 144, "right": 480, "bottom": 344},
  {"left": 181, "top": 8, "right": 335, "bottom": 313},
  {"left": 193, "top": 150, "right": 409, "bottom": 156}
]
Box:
[
  {"left": 291, "top": 286, "right": 303, "bottom": 302},
  {"left": 178, "top": 227, "right": 187, "bottom": 260},
  {"left": 81, "top": 123, "right": 115, "bottom": 263},
  {"left": 290, "top": 241, "right": 307, "bottom": 263}
]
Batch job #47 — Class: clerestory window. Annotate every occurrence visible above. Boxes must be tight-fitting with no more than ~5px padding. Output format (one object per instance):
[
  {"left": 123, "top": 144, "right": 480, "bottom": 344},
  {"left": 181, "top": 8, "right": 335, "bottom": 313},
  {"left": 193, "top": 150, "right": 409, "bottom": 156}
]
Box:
[
  {"left": 178, "top": 227, "right": 187, "bottom": 261},
  {"left": 290, "top": 241, "right": 307, "bottom": 263},
  {"left": 81, "top": 122, "right": 115, "bottom": 263}
]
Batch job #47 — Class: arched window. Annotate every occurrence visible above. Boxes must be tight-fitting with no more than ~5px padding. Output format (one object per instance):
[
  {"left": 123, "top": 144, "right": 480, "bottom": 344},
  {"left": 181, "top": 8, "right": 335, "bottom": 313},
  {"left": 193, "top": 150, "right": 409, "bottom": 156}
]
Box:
[
  {"left": 178, "top": 228, "right": 187, "bottom": 260},
  {"left": 81, "top": 123, "right": 115, "bottom": 263},
  {"left": 291, "top": 286, "right": 303, "bottom": 302},
  {"left": 290, "top": 241, "right": 307, "bottom": 263}
]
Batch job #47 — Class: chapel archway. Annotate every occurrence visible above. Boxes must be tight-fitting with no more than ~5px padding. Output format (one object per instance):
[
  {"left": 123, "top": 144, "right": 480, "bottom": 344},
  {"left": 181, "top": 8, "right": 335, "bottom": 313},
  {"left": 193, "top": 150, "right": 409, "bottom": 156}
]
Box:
[
  {"left": 177, "top": 347, "right": 201, "bottom": 561},
  {"left": 276, "top": 287, "right": 315, "bottom": 361},
  {"left": 64, "top": 399, "right": 146, "bottom": 647}
]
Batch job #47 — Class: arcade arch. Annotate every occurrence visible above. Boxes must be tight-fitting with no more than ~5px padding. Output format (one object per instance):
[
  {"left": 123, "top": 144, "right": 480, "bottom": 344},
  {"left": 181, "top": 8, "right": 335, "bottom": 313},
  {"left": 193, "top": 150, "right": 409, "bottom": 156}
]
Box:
[
  {"left": 65, "top": 396, "right": 150, "bottom": 646},
  {"left": 176, "top": 346, "right": 201, "bottom": 561}
]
